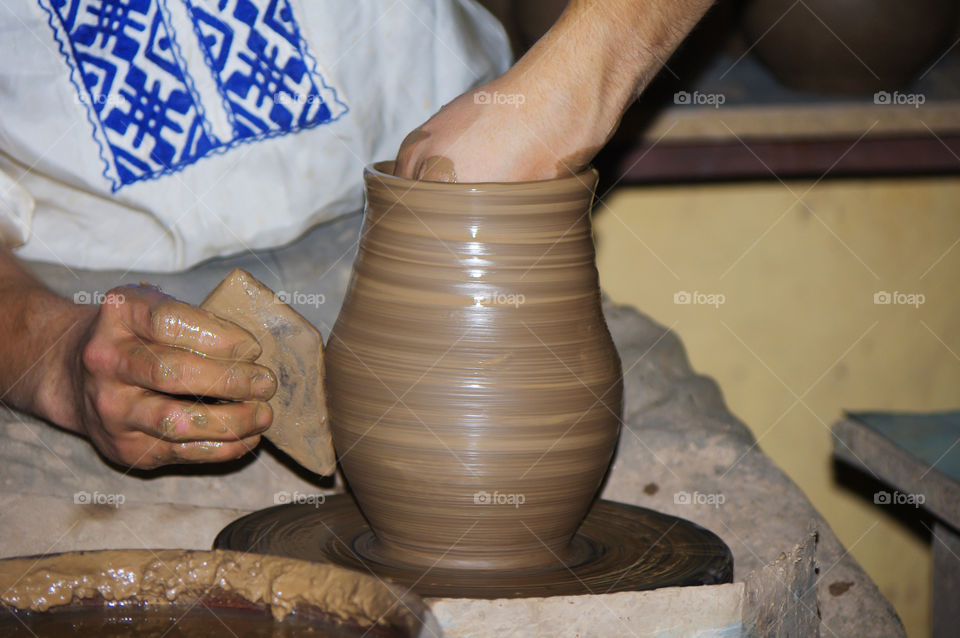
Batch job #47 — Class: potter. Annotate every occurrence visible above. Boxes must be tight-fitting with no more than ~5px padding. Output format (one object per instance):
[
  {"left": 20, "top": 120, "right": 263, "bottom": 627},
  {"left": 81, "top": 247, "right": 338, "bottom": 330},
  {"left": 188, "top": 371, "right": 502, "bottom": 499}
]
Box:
[
  {"left": 325, "top": 161, "right": 623, "bottom": 570},
  {"left": 0, "top": 0, "right": 721, "bottom": 592},
  {"left": 0, "top": 0, "right": 714, "bottom": 475},
  {"left": 0, "top": 0, "right": 717, "bottom": 589},
  {"left": 0, "top": 3, "right": 917, "bottom": 632}
]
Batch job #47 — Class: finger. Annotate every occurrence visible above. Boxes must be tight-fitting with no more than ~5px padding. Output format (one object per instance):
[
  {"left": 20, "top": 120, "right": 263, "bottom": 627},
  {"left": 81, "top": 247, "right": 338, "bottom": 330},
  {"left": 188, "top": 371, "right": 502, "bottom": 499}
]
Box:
[
  {"left": 164, "top": 436, "right": 263, "bottom": 465},
  {"left": 120, "top": 341, "right": 276, "bottom": 401},
  {"left": 107, "top": 431, "right": 262, "bottom": 469},
  {"left": 129, "top": 394, "right": 272, "bottom": 442},
  {"left": 395, "top": 129, "right": 430, "bottom": 179},
  {"left": 393, "top": 150, "right": 417, "bottom": 180},
  {"left": 113, "top": 284, "right": 262, "bottom": 360},
  {"left": 419, "top": 155, "right": 458, "bottom": 183}
]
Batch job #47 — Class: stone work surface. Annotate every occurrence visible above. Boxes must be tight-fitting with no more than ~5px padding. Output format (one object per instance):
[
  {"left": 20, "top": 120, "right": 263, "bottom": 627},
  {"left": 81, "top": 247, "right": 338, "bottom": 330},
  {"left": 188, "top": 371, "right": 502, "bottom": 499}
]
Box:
[
  {"left": 428, "top": 532, "right": 821, "bottom": 637},
  {"left": 600, "top": 303, "right": 905, "bottom": 637},
  {"left": 430, "top": 584, "right": 745, "bottom": 637},
  {"left": 0, "top": 213, "right": 904, "bottom": 636},
  {"left": 741, "top": 531, "right": 819, "bottom": 636}
]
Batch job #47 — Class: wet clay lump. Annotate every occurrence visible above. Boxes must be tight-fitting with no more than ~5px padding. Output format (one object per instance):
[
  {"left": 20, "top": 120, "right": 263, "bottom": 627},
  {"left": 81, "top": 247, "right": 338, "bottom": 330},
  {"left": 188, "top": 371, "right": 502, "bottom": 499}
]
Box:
[
  {"left": 1, "top": 606, "right": 390, "bottom": 637},
  {"left": 0, "top": 550, "right": 428, "bottom": 636}
]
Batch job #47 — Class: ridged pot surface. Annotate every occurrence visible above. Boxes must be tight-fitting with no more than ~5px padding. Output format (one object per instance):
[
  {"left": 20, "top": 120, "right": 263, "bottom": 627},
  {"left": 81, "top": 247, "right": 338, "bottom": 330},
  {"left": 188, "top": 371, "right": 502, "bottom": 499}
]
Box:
[{"left": 326, "top": 162, "right": 622, "bottom": 570}]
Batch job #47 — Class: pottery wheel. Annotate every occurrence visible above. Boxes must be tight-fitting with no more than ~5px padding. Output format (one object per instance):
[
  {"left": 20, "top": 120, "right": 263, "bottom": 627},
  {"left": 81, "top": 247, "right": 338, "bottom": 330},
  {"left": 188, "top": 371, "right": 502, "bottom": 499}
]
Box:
[{"left": 214, "top": 495, "right": 732, "bottom": 598}]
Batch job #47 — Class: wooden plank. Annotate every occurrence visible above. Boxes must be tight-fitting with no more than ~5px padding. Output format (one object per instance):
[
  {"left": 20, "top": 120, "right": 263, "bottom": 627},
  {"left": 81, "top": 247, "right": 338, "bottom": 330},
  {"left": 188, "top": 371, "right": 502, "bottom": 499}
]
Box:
[
  {"left": 604, "top": 135, "right": 960, "bottom": 183},
  {"left": 845, "top": 412, "right": 960, "bottom": 484},
  {"left": 932, "top": 522, "right": 960, "bottom": 638},
  {"left": 638, "top": 103, "right": 960, "bottom": 143},
  {"left": 832, "top": 416, "right": 960, "bottom": 531}
]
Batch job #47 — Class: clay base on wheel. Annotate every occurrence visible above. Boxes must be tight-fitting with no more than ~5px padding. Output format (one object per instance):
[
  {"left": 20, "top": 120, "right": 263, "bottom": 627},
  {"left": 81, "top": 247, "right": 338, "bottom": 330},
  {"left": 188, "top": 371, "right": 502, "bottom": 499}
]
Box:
[{"left": 214, "top": 495, "right": 733, "bottom": 599}]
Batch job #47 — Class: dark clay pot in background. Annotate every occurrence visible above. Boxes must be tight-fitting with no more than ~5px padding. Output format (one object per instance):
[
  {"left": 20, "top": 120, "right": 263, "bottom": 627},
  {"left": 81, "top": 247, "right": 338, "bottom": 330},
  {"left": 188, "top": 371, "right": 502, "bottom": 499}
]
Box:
[{"left": 741, "top": 0, "right": 960, "bottom": 94}]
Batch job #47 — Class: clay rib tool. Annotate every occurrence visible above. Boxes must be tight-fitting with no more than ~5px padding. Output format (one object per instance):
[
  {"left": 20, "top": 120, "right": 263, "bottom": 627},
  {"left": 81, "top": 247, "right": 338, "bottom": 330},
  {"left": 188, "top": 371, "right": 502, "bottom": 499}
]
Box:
[{"left": 201, "top": 269, "right": 334, "bottom": 475}]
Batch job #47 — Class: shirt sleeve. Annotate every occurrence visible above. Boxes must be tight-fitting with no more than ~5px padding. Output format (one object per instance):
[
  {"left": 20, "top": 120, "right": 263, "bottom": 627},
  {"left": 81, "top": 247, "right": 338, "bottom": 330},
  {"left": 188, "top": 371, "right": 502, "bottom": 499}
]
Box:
[{"left": 0, "top": 168, "right": 33, "bottom": 248}]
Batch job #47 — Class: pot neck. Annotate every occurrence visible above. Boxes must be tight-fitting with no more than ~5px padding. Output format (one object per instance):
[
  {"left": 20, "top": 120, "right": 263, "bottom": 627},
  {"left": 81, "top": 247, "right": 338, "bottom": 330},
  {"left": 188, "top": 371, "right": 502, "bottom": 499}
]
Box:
[{"left": 361, "top": 162, "right": 599, "bottom": 251}]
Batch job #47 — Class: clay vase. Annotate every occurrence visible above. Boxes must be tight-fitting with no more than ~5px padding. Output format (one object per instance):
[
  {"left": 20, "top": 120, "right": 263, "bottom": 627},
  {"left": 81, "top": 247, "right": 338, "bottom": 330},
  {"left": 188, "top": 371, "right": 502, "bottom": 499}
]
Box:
[
  {"left": 325, "top": 162, "right": 622, "bottom": 571},
  {"left": 741, "top": 0, "right": 960, "bottom": 94}
]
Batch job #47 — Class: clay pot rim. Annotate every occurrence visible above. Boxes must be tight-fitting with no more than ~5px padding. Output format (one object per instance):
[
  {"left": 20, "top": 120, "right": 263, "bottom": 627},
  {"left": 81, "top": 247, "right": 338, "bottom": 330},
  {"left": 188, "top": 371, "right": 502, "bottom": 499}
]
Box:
[{"left": 368, "top": 161, "right": 598, "bottom": 193}]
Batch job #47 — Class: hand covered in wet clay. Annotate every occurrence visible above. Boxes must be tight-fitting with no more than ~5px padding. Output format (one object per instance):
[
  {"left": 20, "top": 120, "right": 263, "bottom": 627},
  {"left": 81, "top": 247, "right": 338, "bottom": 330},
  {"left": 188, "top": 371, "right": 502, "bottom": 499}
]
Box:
[
  {"left": 395, "top": 72, "right": 593, "bottom": 183},
  {"left": 395, "top": 0, "right": 713, "bottom": 183},
  {"left": 57, "top": 286, "right": 276, "bottom": 469}
]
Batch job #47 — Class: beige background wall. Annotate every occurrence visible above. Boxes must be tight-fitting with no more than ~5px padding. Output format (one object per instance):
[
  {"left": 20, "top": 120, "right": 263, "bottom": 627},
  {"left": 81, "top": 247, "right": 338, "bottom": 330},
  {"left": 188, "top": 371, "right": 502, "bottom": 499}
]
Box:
[{"left": 593, "top": 176, "right": 960, "bottom": 638}]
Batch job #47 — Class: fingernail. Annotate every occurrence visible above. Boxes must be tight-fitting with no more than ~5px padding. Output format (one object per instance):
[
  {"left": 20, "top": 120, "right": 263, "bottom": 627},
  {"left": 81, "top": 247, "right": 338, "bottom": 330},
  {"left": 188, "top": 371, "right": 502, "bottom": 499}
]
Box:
[
  {"left": 255, "top": 402, "right": 273, "bottom": 429},
  {"left": 253, "top": 371, "right": 277, "bottom": 399},
  {"left": 233, "top": 335, "right": 262, "bottom": 360}
]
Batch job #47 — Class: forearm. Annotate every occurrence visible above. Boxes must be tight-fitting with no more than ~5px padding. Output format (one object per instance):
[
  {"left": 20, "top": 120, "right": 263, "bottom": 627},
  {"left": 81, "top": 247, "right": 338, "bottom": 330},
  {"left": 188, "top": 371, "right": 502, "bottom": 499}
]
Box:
[
  {"left": 511, "top": 0, "right": 714, "bottom": 157},
  {"left": 0, "top": 247, "right": 92, "bottom": 432},
  {"left": 555, "top": 0, "right": 716, "bottom": 94},
  {"left": 397, "top": 1, "right": 715, "bottom": 182}
]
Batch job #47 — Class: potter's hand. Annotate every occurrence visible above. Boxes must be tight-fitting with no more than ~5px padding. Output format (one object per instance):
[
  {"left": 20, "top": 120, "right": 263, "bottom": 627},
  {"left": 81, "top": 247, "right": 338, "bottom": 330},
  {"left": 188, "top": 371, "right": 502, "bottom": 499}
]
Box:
[
  {"left": 395, "top": 0, "right": 713, "bottom": 183},
  {"left": 394, "top": 73, "right": 590, "bottom": 183},
  {"left": 66, "top": 285, "right": 277, "bottom": 469}
]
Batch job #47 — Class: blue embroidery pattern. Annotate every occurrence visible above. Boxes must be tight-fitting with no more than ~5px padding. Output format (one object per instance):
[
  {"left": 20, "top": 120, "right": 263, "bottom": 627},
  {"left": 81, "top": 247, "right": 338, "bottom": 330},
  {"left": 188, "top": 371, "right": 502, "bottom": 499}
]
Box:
[{"left": 39, "top": 0, "right": 348, "bottom": 191}]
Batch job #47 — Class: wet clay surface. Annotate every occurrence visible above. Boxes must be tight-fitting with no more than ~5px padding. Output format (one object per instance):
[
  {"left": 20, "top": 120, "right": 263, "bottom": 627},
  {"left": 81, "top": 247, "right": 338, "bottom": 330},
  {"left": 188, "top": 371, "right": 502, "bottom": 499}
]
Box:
[
  {"left": 202, "top": 269, "right": 334, "bottom": 475},
  {"left": 325, "top": 162, "right": 623, "bottom": 571},
  {"left": 0, "top": 550, "right": 428, "bottom": 636},
  {"left": 214, "top": 494, "right": 734, "bottom": 599},
  {"left": 554, "top": 145, "right": 604, "bottom": 178},
  {"left": 419, "top": 156, "right": 457, "bottom": 183},
  {"left": 394, "top": 130, "right": 457, "bottom": 182}
]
